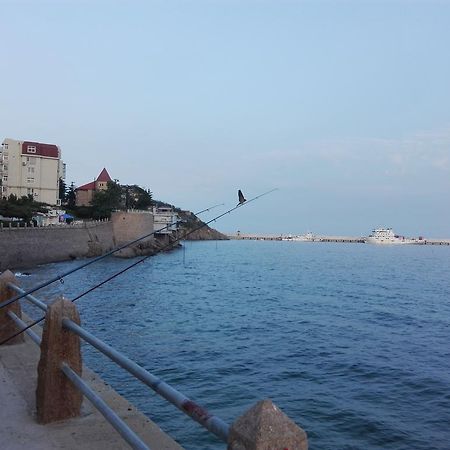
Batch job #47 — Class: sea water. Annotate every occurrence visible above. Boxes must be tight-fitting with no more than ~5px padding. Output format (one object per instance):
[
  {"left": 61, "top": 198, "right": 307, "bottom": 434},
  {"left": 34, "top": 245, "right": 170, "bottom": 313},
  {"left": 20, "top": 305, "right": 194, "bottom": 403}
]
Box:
[{"left": 20, "top": 241, "right": 450, "bottom": 449}]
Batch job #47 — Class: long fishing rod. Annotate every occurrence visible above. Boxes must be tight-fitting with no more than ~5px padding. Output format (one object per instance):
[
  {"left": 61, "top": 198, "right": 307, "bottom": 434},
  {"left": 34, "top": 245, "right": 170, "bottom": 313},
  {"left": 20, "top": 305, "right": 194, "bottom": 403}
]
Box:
[
  {"left": 0, "top": 188, "right": 277, "bottom": 345},
  {"left": 194, "top": 203, "right": 225, "bottom": 215},
  {"left": 0, "top": 203, "right": 224, "bottom": 311}
]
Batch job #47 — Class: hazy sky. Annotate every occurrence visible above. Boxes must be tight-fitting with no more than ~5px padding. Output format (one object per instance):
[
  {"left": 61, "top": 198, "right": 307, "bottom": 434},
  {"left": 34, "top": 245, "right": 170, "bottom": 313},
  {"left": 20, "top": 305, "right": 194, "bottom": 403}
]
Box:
[{"left": 1, "top": 0, "right": 449, "bottom": 237}]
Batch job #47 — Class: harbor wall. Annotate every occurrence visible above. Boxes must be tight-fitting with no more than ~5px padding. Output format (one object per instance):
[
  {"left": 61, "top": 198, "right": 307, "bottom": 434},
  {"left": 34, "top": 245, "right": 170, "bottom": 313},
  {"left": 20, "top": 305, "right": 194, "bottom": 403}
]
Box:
[
  {"left": 227, "top": 233, "right": 450, "bottom": 245},
  {"left": 111, "top": 211, "right": 154, "bottom": 245},
  {"left": 0, "top": 212, "right": 160, "bottom": 271},
  {"left": 0, "top": 221, "right": 115, "bottom": 271}
]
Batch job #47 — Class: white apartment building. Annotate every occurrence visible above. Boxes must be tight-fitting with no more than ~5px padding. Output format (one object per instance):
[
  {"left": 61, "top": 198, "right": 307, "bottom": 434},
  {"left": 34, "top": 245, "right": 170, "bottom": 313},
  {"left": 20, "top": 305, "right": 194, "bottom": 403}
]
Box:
[{"left": 0, "top": 138, "right": 66, "bottom": 205}]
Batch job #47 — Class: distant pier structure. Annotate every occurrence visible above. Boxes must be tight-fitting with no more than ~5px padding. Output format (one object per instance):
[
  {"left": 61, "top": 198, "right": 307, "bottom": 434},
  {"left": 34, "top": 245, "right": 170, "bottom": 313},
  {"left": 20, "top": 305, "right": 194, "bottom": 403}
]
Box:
[
  {"left": 228, "top": 232, "right": 364, "bottom": 243},
  {"left": 425, "top": 239, "right": 450, "bottom": 245},
  {"left": 227, "top": 232, "right": 450, "bottom": 245},
  {"left": 230, "top": 232, "right": 283, "bottom": 241}
]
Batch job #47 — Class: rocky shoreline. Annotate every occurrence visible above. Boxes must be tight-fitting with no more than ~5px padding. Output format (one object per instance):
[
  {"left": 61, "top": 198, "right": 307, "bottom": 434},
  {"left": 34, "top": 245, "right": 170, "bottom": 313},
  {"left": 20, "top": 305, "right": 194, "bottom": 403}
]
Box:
[{"left": 178, "top": 212, "right": 228, "bottom": 241}]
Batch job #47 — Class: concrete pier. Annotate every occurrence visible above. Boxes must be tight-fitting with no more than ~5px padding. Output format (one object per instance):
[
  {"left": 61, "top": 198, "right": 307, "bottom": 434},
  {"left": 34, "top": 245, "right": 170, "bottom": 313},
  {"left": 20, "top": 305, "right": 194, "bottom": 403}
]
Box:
[{"left": 227, "top": 234, "right": 450, "bottom": 245}]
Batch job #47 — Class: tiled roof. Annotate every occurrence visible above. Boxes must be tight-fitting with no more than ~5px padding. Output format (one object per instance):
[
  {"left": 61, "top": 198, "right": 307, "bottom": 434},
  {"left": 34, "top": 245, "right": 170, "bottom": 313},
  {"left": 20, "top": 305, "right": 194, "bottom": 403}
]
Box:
[
  {"left": 96, "top": 168, "right": 112, "bottom": 182},
  {"left": 22, "top": 141, "right": 59, "bottom": 158},
  {"left": 76, "top": 168, "right": 112, "bottom": 191},
  {"left": 76, "top": 181, "right": 96, "bottom": 191}
]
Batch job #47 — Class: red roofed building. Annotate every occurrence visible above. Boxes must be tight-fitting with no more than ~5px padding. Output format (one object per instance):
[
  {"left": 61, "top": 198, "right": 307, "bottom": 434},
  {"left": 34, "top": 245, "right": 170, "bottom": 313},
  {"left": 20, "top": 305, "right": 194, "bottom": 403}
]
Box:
[
  {"left": 75, "top": 168, "right": 112, "bottom": 206},
  {"left": 1, "top": 138, "right": 65, "bottom": 205}
]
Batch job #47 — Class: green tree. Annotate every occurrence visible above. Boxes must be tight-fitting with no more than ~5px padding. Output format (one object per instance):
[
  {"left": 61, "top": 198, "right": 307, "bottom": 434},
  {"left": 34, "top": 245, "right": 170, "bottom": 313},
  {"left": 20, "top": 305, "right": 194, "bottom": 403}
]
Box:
[
  {"left": 90, "top": 180, "right": 123, "bottom": 219},
  {"left": 0, "top": 194, "right": 48, "bottom": 224},
  {"left": 125, "top": 185, "right": 153, "bottom": 210},
  {"left": 135, "top": 187, "right": 153, "bottom": 209},
  {"left": 66, "top": 182, "right": 77, "bottom": 209},
  {"left": 58, "top": 177, "right": 67, "bottom": 203}
]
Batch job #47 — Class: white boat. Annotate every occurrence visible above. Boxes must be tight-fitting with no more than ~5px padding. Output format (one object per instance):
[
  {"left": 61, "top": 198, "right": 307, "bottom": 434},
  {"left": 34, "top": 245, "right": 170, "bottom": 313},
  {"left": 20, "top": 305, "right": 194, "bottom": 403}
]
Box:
[
  {"left": 282, "top": 232, "right": 315, "bottom": 242},
  {"left": 292, "top": 232, "right": 315, "bottom": 242},
  {"left": 365, "top": 228, "right": 417, "bottom": 245}
]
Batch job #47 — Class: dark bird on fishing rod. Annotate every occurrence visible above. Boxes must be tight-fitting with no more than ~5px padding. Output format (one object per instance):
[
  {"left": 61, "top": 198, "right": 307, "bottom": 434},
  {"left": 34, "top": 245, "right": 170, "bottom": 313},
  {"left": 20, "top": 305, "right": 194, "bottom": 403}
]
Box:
[{"left": 237, "top": 189, "right": 246, "bottom": 205}]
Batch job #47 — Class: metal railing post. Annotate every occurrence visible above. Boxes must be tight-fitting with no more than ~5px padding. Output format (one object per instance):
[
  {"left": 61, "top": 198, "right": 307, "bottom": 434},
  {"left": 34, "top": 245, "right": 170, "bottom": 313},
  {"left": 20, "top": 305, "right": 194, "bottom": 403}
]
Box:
[
  {"left": 36, "top": 297, "right": 82, "bottom": 423},
  {"left": 0, "top": 270, "right": 24, "bottom": 344}
]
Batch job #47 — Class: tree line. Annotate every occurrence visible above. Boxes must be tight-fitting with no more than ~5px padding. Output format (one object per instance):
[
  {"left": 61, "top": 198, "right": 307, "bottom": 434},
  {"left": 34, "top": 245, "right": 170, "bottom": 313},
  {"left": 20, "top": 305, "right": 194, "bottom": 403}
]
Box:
[{"left": 0, "top": 180, "right": 153, "bottom": 224}]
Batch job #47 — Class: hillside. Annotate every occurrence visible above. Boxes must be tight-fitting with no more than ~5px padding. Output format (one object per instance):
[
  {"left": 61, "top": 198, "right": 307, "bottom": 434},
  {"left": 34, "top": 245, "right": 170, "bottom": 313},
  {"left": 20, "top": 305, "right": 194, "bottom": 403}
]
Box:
[{"left": 153, "top": 200, "right": 228, "bottom": 241}]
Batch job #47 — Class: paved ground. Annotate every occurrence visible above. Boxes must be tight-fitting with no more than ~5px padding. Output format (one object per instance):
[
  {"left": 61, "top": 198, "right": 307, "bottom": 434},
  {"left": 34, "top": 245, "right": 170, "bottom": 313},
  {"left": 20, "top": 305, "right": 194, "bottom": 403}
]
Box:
[{"left": 0, "top": 331, "right": 184, "bottom": 450}]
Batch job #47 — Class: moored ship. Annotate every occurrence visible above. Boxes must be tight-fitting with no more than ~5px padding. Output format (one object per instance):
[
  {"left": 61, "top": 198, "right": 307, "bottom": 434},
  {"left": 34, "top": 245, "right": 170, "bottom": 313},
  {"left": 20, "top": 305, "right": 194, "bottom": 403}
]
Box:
[
  {"left": 365, "top": 228, "right": 424, "bottom": 245},
  {"left": 282, "top": 232, "right": 316, "bottom": 242}
]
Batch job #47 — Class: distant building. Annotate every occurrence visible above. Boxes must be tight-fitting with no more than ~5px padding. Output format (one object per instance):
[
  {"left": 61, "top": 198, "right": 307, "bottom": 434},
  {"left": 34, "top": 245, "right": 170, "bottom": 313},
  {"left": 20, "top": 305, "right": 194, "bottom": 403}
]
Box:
[
  {"left": 75, "top": 168, "right": 112, "bottom": 207},
  {"left": 0, "top": 138, "right": 65, "bottom": 205},
  {"left": 152, "top": 206, "right": 180, "bottom": 234}
]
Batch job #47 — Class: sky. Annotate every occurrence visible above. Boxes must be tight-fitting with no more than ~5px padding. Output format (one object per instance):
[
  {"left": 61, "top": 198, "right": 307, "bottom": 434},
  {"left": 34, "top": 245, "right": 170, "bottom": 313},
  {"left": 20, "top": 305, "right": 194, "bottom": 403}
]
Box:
[{"left": 1, "top": 0, "right": 449, "bottom": 237}]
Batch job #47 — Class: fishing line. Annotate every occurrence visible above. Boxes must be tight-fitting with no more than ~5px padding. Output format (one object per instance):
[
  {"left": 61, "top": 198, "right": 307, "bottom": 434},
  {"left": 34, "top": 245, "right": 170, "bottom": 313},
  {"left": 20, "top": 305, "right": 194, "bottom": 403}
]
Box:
[
  {"left": 0, "top": 203, "right": 224, "bottom": 311},
  {"left": 0, "top": 188, "right": 277, "bottom": 345}
]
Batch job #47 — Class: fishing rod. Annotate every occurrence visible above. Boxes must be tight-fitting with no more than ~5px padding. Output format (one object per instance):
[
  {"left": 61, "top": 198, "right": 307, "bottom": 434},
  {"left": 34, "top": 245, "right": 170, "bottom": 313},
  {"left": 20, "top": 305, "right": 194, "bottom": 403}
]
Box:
[
  {"left": 0, "top": 202, "right": 224, "bottom": 311},
  {"left": 0, "top": 188, "right": 277, "bottom": 345},
  {"left": 194, "top": 203, "right": 225, "bottom": 215}
]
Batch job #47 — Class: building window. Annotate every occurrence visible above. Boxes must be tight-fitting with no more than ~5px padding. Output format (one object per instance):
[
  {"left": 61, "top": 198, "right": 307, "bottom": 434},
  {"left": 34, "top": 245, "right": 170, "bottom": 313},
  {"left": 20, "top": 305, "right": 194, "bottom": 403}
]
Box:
[
  {"left": 2, "top": 175, "right": 7, "bottom": 182},
  {"left": 27, "top": 177, "right": 35, "bottom": 183},
  {"left": 3, "top": 155, "right": 8, "bottom": 161},
  {"left": 28, "top": 167, "right": 35, "bottom": 174},
  {"left": 27, "top": 156, "right": 36, "bottom": 165},
  {"left": 27, "top": 145, "right": 37, "bottom": 153},
  {"left": 3, "top": 165, "right": 7, "bottom": 171},
  {"left": 2, "top": 143, "right": 8, "bottom": 150}
]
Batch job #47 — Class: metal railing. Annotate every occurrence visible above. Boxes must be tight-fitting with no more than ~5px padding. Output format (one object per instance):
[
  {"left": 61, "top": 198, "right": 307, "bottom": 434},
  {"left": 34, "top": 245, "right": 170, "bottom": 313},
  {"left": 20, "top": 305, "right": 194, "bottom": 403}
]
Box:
[
  {"left": 62, "top": 318, "right": 229, "bottom": 441},
  {"left": 61, "top": 363, "right": 150, "bottom": 450},
  {"left": 1, "top": 275, "right": 308, "bottom": 450},
  {"left": 6, "top": 310, "right": 41, "bottom": 345},
  {"left": 8, "top": 283, "right": 48, "bottom": 311},
  {"left": 5, "top": 281, "right": 229, "bottom": 448}
]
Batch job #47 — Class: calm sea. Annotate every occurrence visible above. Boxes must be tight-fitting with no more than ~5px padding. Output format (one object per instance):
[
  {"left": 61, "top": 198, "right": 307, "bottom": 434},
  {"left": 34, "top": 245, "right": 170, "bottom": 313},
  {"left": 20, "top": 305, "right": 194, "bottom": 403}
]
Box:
[{"left": 20, "top": 241, "right": 450, "bottom": 449}]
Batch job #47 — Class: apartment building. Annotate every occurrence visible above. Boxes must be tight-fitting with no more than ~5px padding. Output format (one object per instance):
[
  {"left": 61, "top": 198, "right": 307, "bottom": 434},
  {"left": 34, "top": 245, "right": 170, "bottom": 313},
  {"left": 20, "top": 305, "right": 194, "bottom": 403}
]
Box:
[{"left": 0, "top": 138, "right": 65, "bottom": 205}]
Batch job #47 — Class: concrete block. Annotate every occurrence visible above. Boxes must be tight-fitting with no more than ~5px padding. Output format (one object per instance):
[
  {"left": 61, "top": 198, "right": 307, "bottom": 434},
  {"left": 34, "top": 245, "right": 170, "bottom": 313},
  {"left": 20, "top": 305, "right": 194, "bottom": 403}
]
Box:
[
  {"left": 0, "top": 270, "right": 24, "bottom": 345},
  {"left": 36, "top": 297, "right": 82, "bottom": 423},
  {"left": 228, "top": 399, "right": 308, "bottom": 450}
]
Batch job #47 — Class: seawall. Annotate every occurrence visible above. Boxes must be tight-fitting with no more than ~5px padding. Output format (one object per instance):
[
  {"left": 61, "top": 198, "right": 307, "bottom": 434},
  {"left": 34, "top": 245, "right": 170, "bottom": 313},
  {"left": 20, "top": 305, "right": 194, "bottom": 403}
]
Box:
[
  {"left": 0, "top": 221, "right": 115, "bottom": 271},
  {"left": 0, "top": 210, "right": 229, "bottom": 272},
  {"left": 0, "top": 211, "right": 160, "bottom": 271},
  {"left": 111, "top": 210, "right": 157, "bottom": 258}
]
